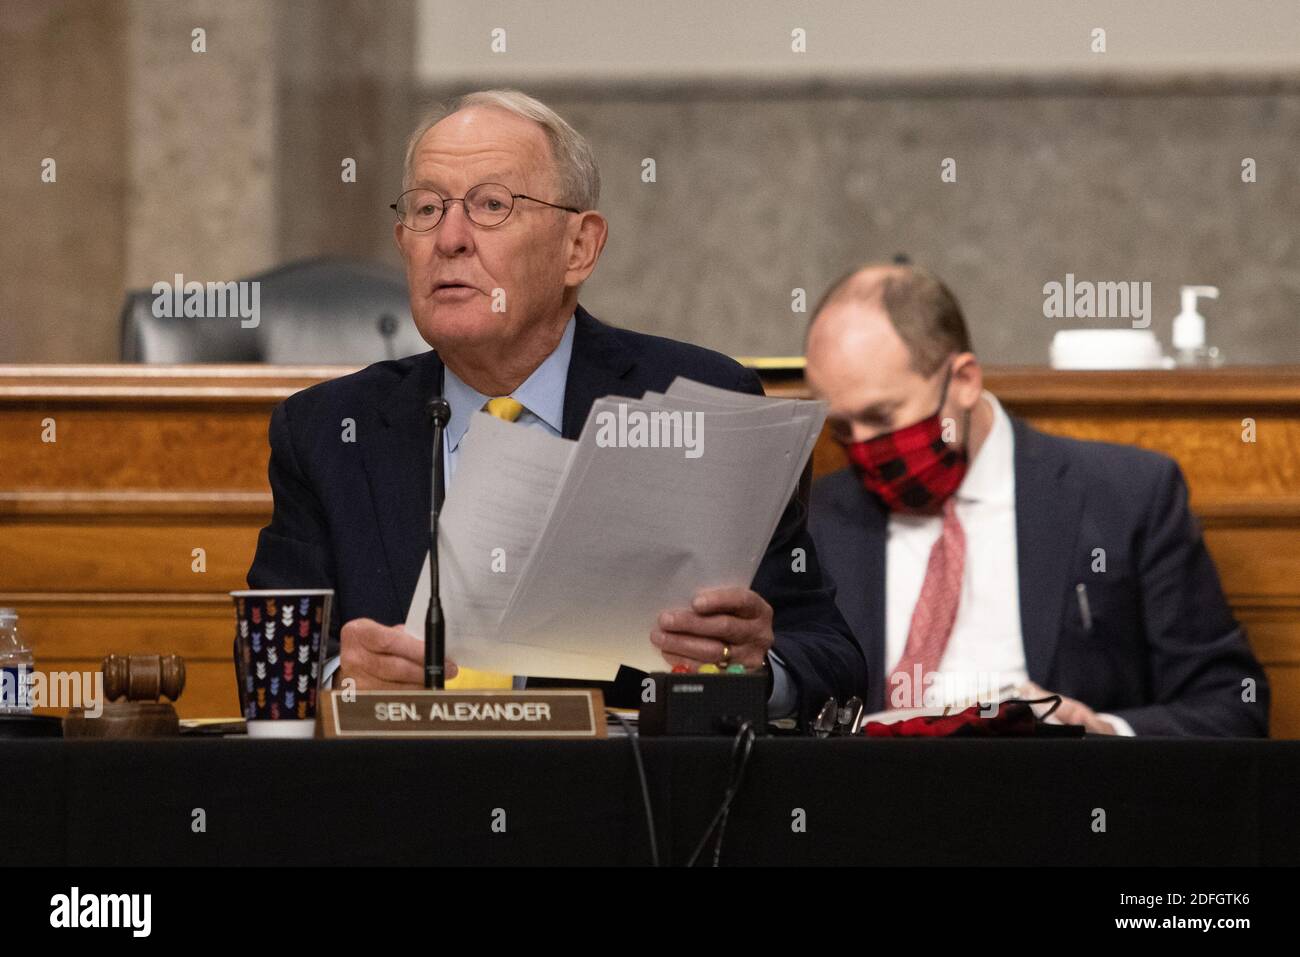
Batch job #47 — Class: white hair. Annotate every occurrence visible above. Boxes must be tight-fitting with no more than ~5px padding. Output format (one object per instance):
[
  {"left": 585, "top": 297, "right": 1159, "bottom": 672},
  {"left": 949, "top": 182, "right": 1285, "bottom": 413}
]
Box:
[{"left": 401, "top": 89, "right": 600, "bottom": 210}]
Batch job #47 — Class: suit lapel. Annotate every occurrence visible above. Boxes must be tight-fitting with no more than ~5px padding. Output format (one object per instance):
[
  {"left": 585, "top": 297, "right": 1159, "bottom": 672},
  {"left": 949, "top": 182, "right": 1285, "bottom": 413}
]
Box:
[
  {"left": 858, "top": 497, "right": 889, "bottom": 712},
  {"left": 561, "top": 305, "right": 638, "bottom": 439},
  {"left": 825, "top": 478, "right": 889, "bottom": 711},
  {"left": 1012, "top": 417, "right": 1086, "bottom": 685},
  {"left": 361, "top": 350, "right": 443, "bottom": 619}
]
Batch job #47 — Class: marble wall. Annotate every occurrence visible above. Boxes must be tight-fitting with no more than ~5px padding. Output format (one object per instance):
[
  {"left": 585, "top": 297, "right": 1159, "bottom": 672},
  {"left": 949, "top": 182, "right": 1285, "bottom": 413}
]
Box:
[{"left": 534, "top": 81, "right": 1300, "bottom": 364}]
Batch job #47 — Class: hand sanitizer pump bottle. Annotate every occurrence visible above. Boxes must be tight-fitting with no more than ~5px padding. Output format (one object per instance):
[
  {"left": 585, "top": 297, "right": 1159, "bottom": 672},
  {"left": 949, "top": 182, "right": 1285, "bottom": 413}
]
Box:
[{"left": 1172, "top": 285, "right": 1224, "bottom": 367}]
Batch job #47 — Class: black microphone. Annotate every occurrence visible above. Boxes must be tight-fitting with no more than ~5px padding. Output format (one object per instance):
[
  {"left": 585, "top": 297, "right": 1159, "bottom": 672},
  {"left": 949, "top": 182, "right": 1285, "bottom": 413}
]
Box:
[{"left": 425, "top": 396, "right": 452, "bottom": 689}]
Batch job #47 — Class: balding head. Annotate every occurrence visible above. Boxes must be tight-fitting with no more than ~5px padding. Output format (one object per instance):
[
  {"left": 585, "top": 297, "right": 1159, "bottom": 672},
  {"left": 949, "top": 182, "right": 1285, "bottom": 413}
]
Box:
[
  {"left": 809, "top": 264, "right": 970, "bottom": 377},
  {"left": 805, "top": 263, "right": 983, "bottom": 447}
]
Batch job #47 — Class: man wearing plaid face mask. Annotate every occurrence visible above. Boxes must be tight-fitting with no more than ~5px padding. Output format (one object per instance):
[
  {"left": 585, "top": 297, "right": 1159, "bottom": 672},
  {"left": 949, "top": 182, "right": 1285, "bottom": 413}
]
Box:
[{"left": 804, "top": 263, "right": 1268, "bottom": 737}]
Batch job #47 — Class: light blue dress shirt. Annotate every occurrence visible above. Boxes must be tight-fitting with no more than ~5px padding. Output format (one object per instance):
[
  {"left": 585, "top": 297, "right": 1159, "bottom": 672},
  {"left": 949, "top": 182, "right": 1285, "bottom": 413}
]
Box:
[
  {"left": 441, "top": 314, "right": 575, "bottom": 483},
  {"left": 327, "top": 312, "right": 796, "bottom": 717}
]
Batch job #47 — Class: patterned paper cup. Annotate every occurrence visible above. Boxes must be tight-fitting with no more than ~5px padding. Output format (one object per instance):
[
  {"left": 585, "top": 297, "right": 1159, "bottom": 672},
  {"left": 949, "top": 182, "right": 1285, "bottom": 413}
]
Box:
[{"left": 231, "top": 589, "right": 332, "bottom": 739}]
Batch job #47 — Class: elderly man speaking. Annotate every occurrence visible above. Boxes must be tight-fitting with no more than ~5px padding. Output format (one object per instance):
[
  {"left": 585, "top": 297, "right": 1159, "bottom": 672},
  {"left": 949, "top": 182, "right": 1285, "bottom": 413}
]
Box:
[{"left": 246, "top": 90, "right": 866, "bottom": 722}]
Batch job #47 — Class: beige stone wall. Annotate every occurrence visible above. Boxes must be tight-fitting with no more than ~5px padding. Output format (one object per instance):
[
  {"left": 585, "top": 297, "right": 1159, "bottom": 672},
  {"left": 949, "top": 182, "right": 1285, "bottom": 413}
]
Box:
[
  {"left": 542, "top": 82, "right": 1300, "bottom": 364},
  {"left": 0, "top": 0, "right": 411, "bottom": 363},
  {"left": 124, "top": 0, "right": 276, "bottom": 291},
  {"left": 1, "top": 0, "right": 1297, "bottom": 365},
  {"left": 0, "top": 0, "right": 128, "bottom": 362}
]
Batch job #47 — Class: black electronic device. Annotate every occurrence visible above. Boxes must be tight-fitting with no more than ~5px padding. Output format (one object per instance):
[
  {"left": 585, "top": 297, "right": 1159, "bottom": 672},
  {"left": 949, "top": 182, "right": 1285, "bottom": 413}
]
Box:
[{"left": 638, "top": 671, "right": 768, "bottom": 736}]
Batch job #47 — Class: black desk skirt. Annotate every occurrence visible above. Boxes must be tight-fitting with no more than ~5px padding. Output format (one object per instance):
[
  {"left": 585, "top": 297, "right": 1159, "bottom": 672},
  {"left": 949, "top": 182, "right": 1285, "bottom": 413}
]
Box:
[{"left": 7, "top": 738, "right": 1298, "bottom": 866}]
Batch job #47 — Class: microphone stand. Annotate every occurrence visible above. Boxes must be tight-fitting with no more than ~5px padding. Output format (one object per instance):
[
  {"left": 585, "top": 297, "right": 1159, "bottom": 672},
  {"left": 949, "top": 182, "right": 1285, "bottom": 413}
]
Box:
[{"left": 425, "top": 396, "right": 451, "bottom": 689}]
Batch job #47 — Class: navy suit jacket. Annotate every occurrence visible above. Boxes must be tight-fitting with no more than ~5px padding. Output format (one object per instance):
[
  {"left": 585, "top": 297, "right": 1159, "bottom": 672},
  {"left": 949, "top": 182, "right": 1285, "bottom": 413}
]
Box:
[
  {"left": 247, "top": 305, "right": 868, "bottom": 723},
  {"left": 808, "top": 416, "right": 1268, "bottom": 736}
]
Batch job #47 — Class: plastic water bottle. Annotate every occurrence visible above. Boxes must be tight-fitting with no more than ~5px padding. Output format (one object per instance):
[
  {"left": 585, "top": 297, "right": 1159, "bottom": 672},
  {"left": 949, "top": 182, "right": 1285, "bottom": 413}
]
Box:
[{"left": 0, "top": 608, "right": 33, "bottom": 714}]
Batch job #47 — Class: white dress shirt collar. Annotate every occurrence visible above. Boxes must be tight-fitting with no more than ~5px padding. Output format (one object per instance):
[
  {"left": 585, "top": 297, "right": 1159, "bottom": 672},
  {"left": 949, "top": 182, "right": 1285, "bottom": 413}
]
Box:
[{"left": 956, "top": 391, "right": 1013, "bottom": 506}]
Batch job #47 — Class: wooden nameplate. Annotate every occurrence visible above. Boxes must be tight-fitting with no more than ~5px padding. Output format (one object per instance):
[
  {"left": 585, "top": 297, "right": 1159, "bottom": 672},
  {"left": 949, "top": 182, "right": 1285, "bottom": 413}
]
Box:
[{"left": 316, "top": 688, "right": 607, "bottom": 739}]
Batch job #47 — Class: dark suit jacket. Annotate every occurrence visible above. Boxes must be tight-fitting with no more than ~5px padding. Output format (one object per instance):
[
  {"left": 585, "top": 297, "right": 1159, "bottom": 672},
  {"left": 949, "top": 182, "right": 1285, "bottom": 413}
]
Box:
[
  {"left": 247, "top": 305, "right": 867, "bottom": 723},
  {"left": 808, "top": 415, "right": 1269, "bottom": 736}
]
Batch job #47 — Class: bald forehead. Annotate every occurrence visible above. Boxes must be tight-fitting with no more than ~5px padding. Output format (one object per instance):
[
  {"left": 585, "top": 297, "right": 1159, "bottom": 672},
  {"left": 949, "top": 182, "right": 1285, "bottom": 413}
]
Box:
[
  {"left": 807, "top": 263, "right": 917, "bottom": 357},
  {"left": 412, "top": 107, "right": 555, "bottom": 191},
  {"left": 808, "top": 295, "right": 907, "bottom": 363}
]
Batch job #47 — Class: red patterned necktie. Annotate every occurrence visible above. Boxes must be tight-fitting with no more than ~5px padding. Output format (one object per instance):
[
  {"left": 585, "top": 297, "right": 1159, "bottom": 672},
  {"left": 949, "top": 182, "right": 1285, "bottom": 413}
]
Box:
[{"left": 885, "top": 497, "right": 966, "bottom": 709}]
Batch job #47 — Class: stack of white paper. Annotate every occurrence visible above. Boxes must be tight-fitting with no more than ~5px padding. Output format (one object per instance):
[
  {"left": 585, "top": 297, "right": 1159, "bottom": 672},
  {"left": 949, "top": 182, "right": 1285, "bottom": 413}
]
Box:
[{"left": 404, "top": 377, "right": 827, "bottom": 680}]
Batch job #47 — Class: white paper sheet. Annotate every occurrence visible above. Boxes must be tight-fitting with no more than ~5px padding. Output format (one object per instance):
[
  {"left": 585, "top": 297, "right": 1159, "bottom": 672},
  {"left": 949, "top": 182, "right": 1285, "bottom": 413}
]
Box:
[
  {"left": 404, "top": 382, "right": 827, "bottom": 680},
  {"left": 403, "top": 413, "right": 623, "bottom": 679}
]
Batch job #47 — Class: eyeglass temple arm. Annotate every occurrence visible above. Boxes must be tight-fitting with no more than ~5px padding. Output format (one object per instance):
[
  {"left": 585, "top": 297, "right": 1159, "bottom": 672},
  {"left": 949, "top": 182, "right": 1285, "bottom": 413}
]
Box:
[
  {"left": 389, "top": 193, "right": 581, "bottom": 216},
  {"left": 512, "top": 193, "right": 581, "bottom": 214}
]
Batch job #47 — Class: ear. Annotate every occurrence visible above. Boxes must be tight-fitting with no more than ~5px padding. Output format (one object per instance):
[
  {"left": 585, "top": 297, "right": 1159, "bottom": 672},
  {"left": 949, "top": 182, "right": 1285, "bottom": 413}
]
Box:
[
  {"left": 393, "top": 220, "right": 405, "bottom": 255},
  {"left": 562, "top": 211, "right": 609, "bottom": 287},
  {"left": 949, "top": 352, "right": 983, "bottom": 410}
]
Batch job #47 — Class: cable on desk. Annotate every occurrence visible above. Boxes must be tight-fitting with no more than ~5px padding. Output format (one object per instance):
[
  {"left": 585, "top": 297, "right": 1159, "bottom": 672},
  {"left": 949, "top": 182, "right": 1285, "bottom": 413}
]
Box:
[
  {"left": 686, "top": 720, "right": 757, "bottom": 867},
  {"left": 607, "top": 709, "right": 659, "bottom": 867}
]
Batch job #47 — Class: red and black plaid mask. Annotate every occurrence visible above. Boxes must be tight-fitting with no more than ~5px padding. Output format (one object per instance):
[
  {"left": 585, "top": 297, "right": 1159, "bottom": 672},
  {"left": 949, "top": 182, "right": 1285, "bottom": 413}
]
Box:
[{"left": 841, "top": 365, "right": 969, "bottom": 514}]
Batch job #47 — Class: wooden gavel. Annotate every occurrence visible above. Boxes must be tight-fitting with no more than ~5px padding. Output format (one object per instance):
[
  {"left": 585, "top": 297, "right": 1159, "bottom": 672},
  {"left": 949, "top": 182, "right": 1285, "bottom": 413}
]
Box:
[{"left": 102, "top": 654, "right": 185, "bottom": 703}]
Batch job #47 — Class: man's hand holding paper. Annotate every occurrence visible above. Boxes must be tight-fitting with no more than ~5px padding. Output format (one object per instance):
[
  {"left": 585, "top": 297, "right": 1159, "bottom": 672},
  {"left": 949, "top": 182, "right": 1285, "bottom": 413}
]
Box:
[{"left": 653, "top": 586, "right": 775, "bottom": 671}]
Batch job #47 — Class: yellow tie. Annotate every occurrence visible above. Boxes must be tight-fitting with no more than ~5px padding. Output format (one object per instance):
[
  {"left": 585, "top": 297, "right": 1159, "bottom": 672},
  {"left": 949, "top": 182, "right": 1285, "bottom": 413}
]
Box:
[
  {"left": 445, "top": 396, "right": 525, "bottom": 691},
  {"left": 484, "top": 396, "right": 525, "bottom": 422}
]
